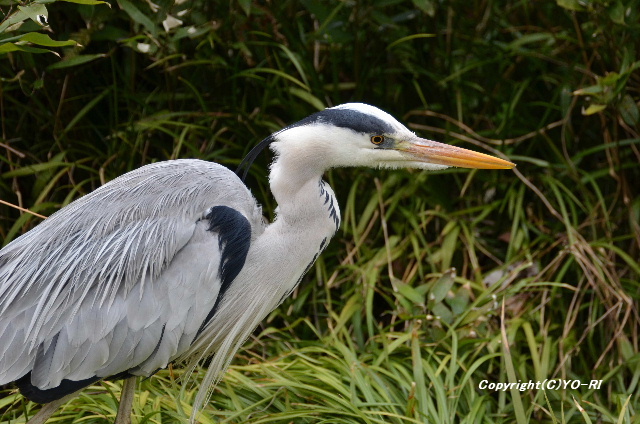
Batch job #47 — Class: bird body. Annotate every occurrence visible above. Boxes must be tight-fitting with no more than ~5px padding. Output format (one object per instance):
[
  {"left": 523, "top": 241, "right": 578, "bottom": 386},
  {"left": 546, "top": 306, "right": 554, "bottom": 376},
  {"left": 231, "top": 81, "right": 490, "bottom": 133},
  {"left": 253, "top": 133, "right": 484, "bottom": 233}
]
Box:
[
  {"left": 0, "top": 103, "right": 514, "bottom": 422},
  {"left": 0, "top": 160, "right": 262, "bottom": 397}
]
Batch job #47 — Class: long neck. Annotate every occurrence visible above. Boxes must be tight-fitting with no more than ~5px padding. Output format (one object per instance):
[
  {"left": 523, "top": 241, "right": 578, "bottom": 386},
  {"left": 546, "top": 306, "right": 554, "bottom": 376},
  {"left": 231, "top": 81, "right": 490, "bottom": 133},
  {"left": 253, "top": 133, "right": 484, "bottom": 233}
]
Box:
[
  {"left": 183, "top": 139, "right": 341, "bottom": 414},
  {"left": 187, "top": 143, "right": 341, "bottom": 363},
  {"left": 268, "top": 142, "right": 339, "bottom": 231}
]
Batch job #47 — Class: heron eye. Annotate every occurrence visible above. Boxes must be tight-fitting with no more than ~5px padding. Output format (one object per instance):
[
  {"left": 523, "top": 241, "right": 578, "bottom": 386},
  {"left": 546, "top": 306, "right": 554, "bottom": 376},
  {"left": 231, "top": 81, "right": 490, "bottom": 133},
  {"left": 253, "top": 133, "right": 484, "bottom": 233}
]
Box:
[{"left": 371, "top": 135, "right": 385, "bottom": 145}]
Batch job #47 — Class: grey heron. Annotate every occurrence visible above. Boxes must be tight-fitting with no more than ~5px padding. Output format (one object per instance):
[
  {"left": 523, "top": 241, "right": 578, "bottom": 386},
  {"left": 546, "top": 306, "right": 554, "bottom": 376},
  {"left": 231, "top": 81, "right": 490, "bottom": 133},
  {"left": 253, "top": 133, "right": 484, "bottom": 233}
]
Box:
[{"left": 0, "top": 103, "right": 514, "bottom": 423}]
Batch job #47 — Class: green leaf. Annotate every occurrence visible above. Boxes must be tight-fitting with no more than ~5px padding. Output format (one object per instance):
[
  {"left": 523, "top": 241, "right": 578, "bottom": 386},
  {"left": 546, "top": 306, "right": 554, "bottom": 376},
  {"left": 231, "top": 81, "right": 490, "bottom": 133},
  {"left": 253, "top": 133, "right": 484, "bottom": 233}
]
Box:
[
  {"left": 19, "top": 32, "right": 78, "bottom": 47},
  {"left": 616, "top": 396, "right": 632, "bottom": 424},
  {"left": 47, "top": 53, "right": 106, "bottom": 70},
  {"left": 600, "top": 71, "right": 621, "bottom": 86},
  {"left": 33, "top": 77, "right": 45, "bottom": 90},
  {"left": 2, "top": 162, "right": 71, "bottom": 178},
  {"left": 0, "top": 42, "right": 53, "bottom": 54},
  {"left": 440, "top": 222, "right": 460, "bottom": 270},
  {"left": 583, "top": 104, "right": 606, "bottom": 115},
  {"left": 395, "top": 280, "right": 426, "bottom": 305},
  {"left": 238, "top": 68, "right": 310, "bottom": 90},
  {"left": 238, "top": 0, "right": 251, "bottom": 15},
  {"left": 387, "top": 33, "right": 435, "bottom": 50},
  {"left": 446, "top": 286, "right": 470, "bottom": 315},
  {"left": 619, "top": 94, "right": 639, "bottom": 126},
  {"left": 555, "top": 0, "right": 585, "bottom": 11},
  {"left": 573, "top": 85, "right": 603, "bottom": 96},
  {"left": 0, "top": 42, "right": 23, "bottom": 54},
  {"left": 431, "top": 302, "right": 453, "bottom": 324},
  {"left": 607, "top": 0, "right": 625, "bottom": 25},
  {"left": 0, "top": 9, "right": 29, "bottom": 34},
  {"left": 507, "top": 33, "right": 553, "bottom": 50},
  {"left": 430, "top": 269, "right": 455, "bottom": 303},
  {"left": 117, "top": 0, "right": 158, "bottom": 36},
  {"left": 287, "top": 88, "right": 325, "bottom": 111},
  {"left": 411, "top": 0, "right": 435, "bottom": 16}
]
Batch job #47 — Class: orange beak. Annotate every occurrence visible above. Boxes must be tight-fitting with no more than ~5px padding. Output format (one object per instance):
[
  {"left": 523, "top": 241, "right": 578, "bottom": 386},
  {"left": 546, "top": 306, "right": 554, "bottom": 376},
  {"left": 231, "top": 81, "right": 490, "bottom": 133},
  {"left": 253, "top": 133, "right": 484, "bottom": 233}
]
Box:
[{"left": 399, "top": 137, "right": 515, "bottom": 169}]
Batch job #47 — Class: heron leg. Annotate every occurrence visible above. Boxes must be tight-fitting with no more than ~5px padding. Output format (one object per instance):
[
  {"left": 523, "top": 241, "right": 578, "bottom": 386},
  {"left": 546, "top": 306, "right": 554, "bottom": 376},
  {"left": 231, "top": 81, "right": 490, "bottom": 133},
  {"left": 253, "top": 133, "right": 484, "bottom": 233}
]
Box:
[
  {"left": 115, "top": 377, "right": 137, "bottom": 424},
  {"left": 27, "top": 393, "right": 76, "bottom": 424}
]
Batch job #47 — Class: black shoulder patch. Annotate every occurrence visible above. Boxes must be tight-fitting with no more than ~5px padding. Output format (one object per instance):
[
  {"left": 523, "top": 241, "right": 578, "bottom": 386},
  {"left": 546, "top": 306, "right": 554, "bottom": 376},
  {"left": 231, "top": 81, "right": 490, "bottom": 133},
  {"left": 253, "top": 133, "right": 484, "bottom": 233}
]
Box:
[
  {"left": 15, "top": 372, "right": 101, "bottom": 404},
  {"left": 289, "top": 108, "right": 394, "bottom": 135},
  {"left": 197, "top": 206, "right": 252, "bottom": 334}
]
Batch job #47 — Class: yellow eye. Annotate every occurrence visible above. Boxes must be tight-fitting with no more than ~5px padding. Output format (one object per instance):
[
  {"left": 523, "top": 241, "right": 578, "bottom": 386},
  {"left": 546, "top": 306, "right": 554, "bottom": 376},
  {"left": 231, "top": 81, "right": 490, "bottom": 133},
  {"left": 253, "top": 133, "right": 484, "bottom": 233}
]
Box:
[{"left": 371, "top": 135, "right": 385, "bottom": 145}]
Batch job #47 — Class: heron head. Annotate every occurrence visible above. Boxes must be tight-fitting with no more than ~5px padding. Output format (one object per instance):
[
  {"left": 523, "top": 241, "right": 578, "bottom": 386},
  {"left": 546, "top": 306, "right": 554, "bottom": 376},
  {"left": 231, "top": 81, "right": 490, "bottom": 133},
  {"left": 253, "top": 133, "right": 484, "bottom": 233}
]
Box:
[{"left": 237, "top": 103, "right": 514, "bottom": 180}]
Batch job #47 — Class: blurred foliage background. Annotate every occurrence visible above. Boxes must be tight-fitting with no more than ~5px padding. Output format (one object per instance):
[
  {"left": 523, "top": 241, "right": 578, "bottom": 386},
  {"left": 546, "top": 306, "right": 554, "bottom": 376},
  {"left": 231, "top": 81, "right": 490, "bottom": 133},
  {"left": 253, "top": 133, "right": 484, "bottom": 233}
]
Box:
[{"left": 1, "top": 0, "right": 639, "bottom": 422}]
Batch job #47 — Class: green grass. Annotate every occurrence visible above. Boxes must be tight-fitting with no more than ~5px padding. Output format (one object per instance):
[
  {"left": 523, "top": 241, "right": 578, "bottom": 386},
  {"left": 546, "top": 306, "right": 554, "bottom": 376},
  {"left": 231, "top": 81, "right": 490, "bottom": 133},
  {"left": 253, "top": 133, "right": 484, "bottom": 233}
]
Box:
[{"left": 1, "top": 0, "right": 639, "bottom": 422}]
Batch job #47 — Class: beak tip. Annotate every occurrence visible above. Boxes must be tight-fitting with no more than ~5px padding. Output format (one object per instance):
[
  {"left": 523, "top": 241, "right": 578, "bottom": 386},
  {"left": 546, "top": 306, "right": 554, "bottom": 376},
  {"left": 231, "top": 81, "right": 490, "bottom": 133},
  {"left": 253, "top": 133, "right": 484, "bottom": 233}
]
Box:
[
  {"left": 465, "top": 157, "right": 516, "bottom": 170},
  {"left": 473, "top": 154, "right": 516, "bottom": 170}
]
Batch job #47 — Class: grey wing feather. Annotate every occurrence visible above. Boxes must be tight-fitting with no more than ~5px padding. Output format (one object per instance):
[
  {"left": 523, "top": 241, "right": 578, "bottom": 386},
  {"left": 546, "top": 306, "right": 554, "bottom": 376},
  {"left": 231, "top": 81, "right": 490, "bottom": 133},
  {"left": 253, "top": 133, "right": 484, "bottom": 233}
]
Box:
[{"left": 0, "top": 159, "right": 264, "bottom": 389}]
